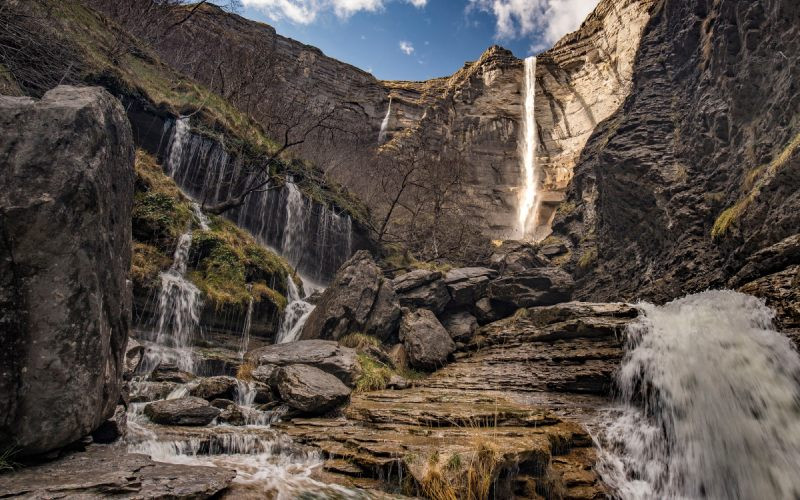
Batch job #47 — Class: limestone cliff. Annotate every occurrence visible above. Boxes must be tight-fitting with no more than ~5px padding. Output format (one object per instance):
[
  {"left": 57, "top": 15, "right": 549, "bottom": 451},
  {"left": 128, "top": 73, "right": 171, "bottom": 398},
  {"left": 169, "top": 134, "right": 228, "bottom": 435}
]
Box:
[{"left": 550, "top": 0, "right": 800, "bottom": 302}]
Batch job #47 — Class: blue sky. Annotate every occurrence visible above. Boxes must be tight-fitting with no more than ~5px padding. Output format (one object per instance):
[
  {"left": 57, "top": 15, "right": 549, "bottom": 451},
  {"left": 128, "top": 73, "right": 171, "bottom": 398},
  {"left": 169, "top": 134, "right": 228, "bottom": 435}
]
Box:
[{"left": 238, "top": 0, "right": 600, "bottom": 81}]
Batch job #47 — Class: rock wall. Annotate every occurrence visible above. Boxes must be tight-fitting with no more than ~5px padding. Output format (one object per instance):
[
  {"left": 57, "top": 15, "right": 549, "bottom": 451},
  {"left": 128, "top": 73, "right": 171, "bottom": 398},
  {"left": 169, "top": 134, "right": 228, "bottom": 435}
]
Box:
[
  {"left": 0, "top": 86, "right": 134, "bottom": 455},
  {"left": 550, "top": 0, "right": 800, "bottom": 302}
]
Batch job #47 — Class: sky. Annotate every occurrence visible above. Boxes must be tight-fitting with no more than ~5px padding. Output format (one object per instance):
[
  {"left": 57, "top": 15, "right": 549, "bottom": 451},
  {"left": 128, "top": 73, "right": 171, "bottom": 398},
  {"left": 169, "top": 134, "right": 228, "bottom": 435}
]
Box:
[{"left": 236, "top": 0, "right": 601, "bottom": 81}]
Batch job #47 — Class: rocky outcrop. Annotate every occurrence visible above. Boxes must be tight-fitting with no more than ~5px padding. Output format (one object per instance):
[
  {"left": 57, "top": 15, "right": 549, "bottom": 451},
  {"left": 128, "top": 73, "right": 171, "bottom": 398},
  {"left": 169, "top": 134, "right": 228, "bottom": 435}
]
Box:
[
  {"left": 300, "top": 251, "right": 401, "bottom": 341},
  {"left": 399, "top": 309, "right": 455, "bottom": 371},
  {"left": 0, "top": 445, "right": 235, "bottom": 498},
  {"left": 392, "top": 269, "right": 450, "bottom": 314},
  {"left": 275, "top": 364, "right": 352, "bottom": 415},
  {"left": 488, "top": 268, "right": 574, "bottom": 309},
  {"left": 739, "top": 266, "right": 800, "bottom": 345},
  {"left": 551, "top": 0, "right": 800, "bottom": 302},
  {"left": 0, "top": 86, "right": 134, "bottom": 455},
  {"left": 144, "top": 397, "right": 221, "bottom": 426},
  {"left": 443, "top": 267, "right": 497, "bottom": 307},
  {"left": 440, "top": 310, "right": 479, "bottom": 343},
  {"left": 247, "top": 339, "right": 361, "bottom": 386}
]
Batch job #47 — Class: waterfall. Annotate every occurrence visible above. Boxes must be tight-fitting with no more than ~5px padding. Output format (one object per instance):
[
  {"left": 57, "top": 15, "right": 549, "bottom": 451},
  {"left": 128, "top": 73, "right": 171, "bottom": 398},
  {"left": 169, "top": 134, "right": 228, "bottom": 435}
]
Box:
[
  {"left": 378, "top": 96, "right": 392, "bottom": 143},
  {"left": 275, "top": 277, "right": 314, "bottom": 344},
  {"left": 148, "top": 225, "right": 203, "bottom": 373},
  {"left": 238, "top": 297, "right": 254, "bottom": 358},
  {"left": 282, "top": 182, "right": 307, "bottom": 269},
  {"left": 166, "top": 116, "right": 190, "bottom": 176},
  {"left": 517, "top": 56, "right": 538, "bottom": 238},
  {"left": 595, "top": 290, "right": 800, "bottom": 499}
]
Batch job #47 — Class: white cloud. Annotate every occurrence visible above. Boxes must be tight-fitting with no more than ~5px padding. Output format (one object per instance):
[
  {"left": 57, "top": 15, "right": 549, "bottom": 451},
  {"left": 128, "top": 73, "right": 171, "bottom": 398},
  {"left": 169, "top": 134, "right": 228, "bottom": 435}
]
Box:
[
  {"left": 242, "top": 0, "right": 426, "bottom": 24},
  {"left": 399, "top": 40, "right": 415, "bottom": 55},
  {"left": 469, "top": 0, "right": 599, "bottom": 46}
]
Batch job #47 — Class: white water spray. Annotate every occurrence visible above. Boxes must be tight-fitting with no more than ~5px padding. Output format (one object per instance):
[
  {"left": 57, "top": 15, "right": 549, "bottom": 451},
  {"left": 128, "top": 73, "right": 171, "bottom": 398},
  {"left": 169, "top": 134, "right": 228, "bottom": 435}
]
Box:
[
  {"left": 275, "top": 277, "right": 314, "bottom": 344},
  {"left": 282, "top": 182, "right": 307, "bottom": 269},
  {"left": 167, "top": 116, "right": 190, "bottom": 176},
  {"left": 378, "top": 97, "right": 392, "bottom": 143},
  {"left": 595, "top": 290, "right": 800, "bottom": 499},
  {"left": 517, "top": 56, "right": 538, "bottom": 238},
  {"left": 238, "top": 297, "right": 254, "bottom": 358}
]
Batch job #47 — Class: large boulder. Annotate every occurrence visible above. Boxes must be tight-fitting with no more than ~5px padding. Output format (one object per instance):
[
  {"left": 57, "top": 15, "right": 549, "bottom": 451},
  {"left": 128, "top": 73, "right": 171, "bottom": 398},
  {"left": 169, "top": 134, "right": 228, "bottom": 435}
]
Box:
[
  {"left": 444, "top": 267, "right": 497, "bottom": 308},
  {"left": 440, "top": 310, "right": 479, "bottom": 343},
  {"left": 399, "top": 309, "right": 455, "bottom": 371},
  {"left": 0, "top": 86, "right": 134, "bottom": 455},
  {"left": 247, "top": 339, "right": 361, "bottom": 386},
  {"left": 189, "top": 376, "right": 238, "bottom": 401},
  {"left": 300, "top": 251, "right": 401, "bottom": 341},
  {"left": 144, "top": 397, "right": 221, "bottom": 426},
  {"left": 392, "top": 270, "right": 450, "bottom": 314},
  {"left": 488, "top": 268, "right": 574, "bottom": 309},
  {"left": 488, "top": 241, "right": 548, "bottom": 275},
  {"left": 275, "top": 364, "right": 351, "bottom": 415}
]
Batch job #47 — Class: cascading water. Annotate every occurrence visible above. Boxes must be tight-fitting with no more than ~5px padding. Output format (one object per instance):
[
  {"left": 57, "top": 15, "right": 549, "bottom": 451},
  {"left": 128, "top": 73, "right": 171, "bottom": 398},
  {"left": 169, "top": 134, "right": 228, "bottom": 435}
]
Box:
[
  {"left": 166, "top": 116, "right": 190, "bottom": 176},
  {"left": 517, "top": 56, "right": 538, "bottom": 239},
  {"left": 378, "top": 96, "right": 392, "bottom": 143},
  {"left": 281, "top": 182, "right": 308, "bottom": 269},
  {"left": 594, "top": 290, "right": 800, "bottom": 500},
  {"left": 275, "top": 277, "right": 315, "bottom": 344},
  {"left": 238, "top": 296, "right": 254, "bottom": 358}
]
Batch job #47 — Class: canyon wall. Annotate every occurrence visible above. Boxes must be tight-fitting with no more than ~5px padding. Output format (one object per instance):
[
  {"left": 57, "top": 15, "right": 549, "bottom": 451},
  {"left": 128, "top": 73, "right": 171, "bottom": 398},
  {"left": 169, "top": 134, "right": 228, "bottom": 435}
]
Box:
[{"left": 550, "top": 0, "right": 800, "bottom": 302}]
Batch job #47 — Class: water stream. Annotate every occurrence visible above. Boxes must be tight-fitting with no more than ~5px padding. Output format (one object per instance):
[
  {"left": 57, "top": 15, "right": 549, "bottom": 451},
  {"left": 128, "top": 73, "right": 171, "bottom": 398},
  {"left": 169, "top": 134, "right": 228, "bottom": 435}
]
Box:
[
  {"left": 378, "top": 97, "right": 392, "bottom": 143},
  {"left": 594, "top": 290, "right": 800, "bottom": 499}
]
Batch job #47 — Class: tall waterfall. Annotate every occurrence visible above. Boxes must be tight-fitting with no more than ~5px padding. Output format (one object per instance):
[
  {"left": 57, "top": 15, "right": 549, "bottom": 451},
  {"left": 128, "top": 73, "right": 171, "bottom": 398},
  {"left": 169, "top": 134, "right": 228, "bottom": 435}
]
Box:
[
  {"left": 378, "top": 97, "right": 392, "bottom": 143},
  {"left": 166, "top": 116, "right": 189, "bottom": 176},
  {"left": 281, "top": 182, "right": 308, "bottom": 268},
  {"left": 595, "top": 290, "right": 800, "bottom": 499},
  {"left": 517, "top": 56, "right": 538, "bottom": 238}
]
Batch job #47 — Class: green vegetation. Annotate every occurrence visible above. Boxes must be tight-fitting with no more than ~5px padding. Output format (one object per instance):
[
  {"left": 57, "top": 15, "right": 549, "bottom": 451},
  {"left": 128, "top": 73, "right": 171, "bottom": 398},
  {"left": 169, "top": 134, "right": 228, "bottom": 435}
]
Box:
[
  {"left": 712, "top": 131, "right": 800, "bottom": 240},
  {"left": 339, "top": 332, "right": 381, "bottom": 350},
  {"left": 576, "top": 247, "right": 598, "bottom": 272},
  {"left": 0, "top": 447, "right": 19, "bottom": 474},
  {"left": 446, "top": 453, "right": 463, "bottom": 471},
  {"left": 355, "top": 353, "right": 393, "bottom": 393}
]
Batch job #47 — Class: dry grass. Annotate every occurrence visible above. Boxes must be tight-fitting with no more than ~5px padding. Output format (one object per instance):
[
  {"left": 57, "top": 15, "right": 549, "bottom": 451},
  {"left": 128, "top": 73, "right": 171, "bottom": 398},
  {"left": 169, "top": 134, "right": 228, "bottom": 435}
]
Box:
[{"left": 236, "top": 360, "right": 256, "bottom": 381}]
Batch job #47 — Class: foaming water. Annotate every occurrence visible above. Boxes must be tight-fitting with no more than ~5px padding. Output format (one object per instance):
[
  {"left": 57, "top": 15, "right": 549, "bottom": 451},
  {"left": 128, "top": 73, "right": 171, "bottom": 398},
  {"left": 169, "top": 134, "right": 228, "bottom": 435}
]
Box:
[
  {"left": 276, "top": 277, "right": 315, "bottom": 344},
  {"left": 595, "top": 290, "right": 800, "bottom": 499}
]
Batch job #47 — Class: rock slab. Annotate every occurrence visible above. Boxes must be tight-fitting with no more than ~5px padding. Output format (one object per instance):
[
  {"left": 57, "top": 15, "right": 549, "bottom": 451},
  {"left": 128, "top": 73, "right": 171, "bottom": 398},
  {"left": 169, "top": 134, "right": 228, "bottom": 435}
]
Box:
[
  {"left": 248, "top": 339, "right": 361, "bottom": 386},
  {"left": 144, "top": 397, "right": 221, "bottom": 426},
  {"left": 0, "top": 86, "right": 135, "bottom": 455}
]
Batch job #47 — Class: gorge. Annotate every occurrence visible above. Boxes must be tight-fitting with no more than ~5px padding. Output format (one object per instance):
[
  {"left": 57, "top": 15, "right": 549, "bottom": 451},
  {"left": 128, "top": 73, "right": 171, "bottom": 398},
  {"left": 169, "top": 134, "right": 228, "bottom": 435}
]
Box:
[{"left": 0, "top": 0, "right": 799, "bottom": 499}]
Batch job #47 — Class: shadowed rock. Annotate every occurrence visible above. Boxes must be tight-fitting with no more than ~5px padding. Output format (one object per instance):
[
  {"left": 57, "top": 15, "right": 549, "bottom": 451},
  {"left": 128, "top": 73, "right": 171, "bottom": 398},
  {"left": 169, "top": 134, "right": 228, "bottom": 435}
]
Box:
[
  {"left": 440, "top": 310, "right": 479, "bottom": 342},
  {"left": 144, "top": 397, "right": 221, "bottom": 426},
  {"left": 0, "top": 86, "right": 134, "bottom": 455},
  {"left": 399, "top": 309, "right": 455, "bottom": 371},
  {"left": 444, "top": 267, "right": 497, "bottom": 307},
  {"left": 488, "top": 268, "right": 574, "bottom": 309},
  {"left": 189, "top": 376, "right": 238, "bottom": 401},
  {"left": 392, "top": 270, "right": 450, "bottom": 314}
]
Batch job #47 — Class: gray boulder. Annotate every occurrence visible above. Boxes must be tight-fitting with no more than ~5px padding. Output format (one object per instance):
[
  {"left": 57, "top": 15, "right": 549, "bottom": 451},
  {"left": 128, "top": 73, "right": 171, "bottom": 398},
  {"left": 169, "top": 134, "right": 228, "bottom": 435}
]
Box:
[
  {"left": 248, "top": 339, "right": 361, "bottom": 386},
  {"left": 300, "top": 251, "right": 401, "bottom": 341},
  {"left": 488, "top": 268, "right": 574, "bottom": 309},
  {"left": 444, "top": 267, "right": 497, "bottom": 307},
  {"left": 275, "top": 364, "right": 351, "bottom": 415},
  {"left": 399, "top": 309, "right": 455, "bottom": 371},
  {"left": 130, "top": 381, "right": 180, "bottom": 403},
  {"left": 218, "top": 404, "right": 262, "bottom": 426},
  {"left": 189, "top": 376, "right": 238, "bottom": 401},
  {"left": 441, "top": 310, "right": 479, "bottom": 342},
  {"left": 488, "top": 241, "right": 548, "bottom": 275},
  {"left": 0, "top": 86, "right": 134, "bottom": 455},
  {"left": 392, "top": 270, "right": 450, "bottom": 314},
  {"left": 149, "top": 363, "right": 195, "bottom": 384},
  {"left": 144, "top": 397, "right": 220, "bottom": 426}
]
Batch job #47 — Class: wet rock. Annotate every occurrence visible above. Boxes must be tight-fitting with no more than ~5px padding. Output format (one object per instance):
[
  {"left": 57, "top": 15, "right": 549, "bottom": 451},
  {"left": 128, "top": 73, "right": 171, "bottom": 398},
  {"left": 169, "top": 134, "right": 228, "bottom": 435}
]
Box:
[
  {"left": 440, "top": 310, "right": 479, "bottom": 342},
  {"left": 150, "top": 363, "right": 195, "bottom": 384},
  {"left": 399, "top": 309, "right": 455, "bottom": 371},
  {"left": 130, "top": 381, "right": 180, "bottom": 403},
  {"left": 300, "top": 251, "right": 401, "bottom": 341},
  {"left": 392, "top": 270, "right": 450, "bottom": 314},
  {"left": 0, "top": 86, "right": 134, "bottom": 455},
  {"left": 730, "top": 235, "right": 800, "bottom": 288},
  {"left": 444, "top": 267, "right": 497, "bottom": 307},
  {"left": 91, "top": 405, "right": 127, "bottom": 444},
  {"left": 0, "top": 445, "right": 234, "bottom": 498},
  {"left": 276, "top": 364, "right": 351, "bottom": 415},
  {"left": 189, "top": 376, "right": 238, "bottom": 401},
  {"left": 739, "top": 265, "right": 800, "bottom": 346},
  {"left": 248, "top": 339, "right": 361, "bottom": 386},
  {"left": 210, "top": 398, "right": 236, "bottom": 410},
  {"left": 144, "top": 397, "right": 220, "bottom": 426},
  {"left": 218, "top": 404, "right": 262, "bottom": 426},
  {"left": 124, "top": 338, "right": 145, "bottom": 378},
  {"left": 252, "top": 364, "right": 280, "bottom": 386},
  {"left": 488, "top": 268, "right": 574, "bottom": 309}
]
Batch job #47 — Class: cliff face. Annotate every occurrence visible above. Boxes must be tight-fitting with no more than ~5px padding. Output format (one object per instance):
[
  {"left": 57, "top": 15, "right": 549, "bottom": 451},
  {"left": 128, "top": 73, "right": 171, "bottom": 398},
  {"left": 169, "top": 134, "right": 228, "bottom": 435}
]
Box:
[{"left": 550, "top": 0, "right": 800, "bottom": 302}]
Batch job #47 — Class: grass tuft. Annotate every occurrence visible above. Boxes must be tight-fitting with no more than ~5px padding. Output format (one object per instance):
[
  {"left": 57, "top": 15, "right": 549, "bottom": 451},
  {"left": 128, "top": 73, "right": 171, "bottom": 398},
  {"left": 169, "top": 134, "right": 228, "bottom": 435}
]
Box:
[{"left": 355, "top": 354, "right": 393, "bottom": 393}]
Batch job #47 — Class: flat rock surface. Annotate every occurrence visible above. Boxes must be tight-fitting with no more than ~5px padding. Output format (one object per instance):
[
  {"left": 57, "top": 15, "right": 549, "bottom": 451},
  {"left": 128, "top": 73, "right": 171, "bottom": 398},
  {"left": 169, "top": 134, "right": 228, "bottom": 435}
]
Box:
[{"left": 0, "top": 445, "right": 235, "bottom": 499}]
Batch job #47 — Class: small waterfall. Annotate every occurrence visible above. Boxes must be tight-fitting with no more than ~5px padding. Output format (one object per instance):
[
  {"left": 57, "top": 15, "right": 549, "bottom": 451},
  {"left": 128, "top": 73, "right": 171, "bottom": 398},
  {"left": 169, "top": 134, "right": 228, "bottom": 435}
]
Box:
[
  {"left": 517, "top": 56, "right": 538, "bottom": 239},
  {"left": 595, "top": 290, "right": 800, "bottom": 499},
  {"left": 191, "top": 201, "right": 210, "bottom": 230},
  {"left": 281, "top": 182, "right": 308, "bottom": 269},
  {"left": 378, "top": 96, "right": 392, "bottom": 143},
  {"left": 238, "top": 297, "right": 254, "bottom": 358},
  {"left": 275, "top": 277, "right": 314, "bottom": 344},
  {"left": 166, "top": 116, "right": 190, "bottom": 176}
]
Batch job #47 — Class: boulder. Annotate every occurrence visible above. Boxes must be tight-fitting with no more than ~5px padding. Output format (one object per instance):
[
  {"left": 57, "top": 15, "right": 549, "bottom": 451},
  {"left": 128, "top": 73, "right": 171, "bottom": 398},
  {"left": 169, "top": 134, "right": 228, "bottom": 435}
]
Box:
[
  {"left": 444, "top": 267, "right": 497, "bottom": 307},
  {"left": 488, "top": 241, "right": 548, "bottom": 275},
  {"left": 392, "top": 270, "right": 450, "bottom": 314},
  {"left": 149, "top": 363, "right": 195, "bottom": 384},
  {"left": 144, "top": 397, "right": 220, "bottom": 426},
  {"left": 488, "top": 268, "right": 574, "bottom": 309},
  {"left": 275, "top": 364, "right": 351, "bottom": 415},
  {"left": 248, "top": 339, "right": 361, "bottom": 386},
  {"left": 252, "top": 364, "right": 280, "bottom": 386},
  {"left": 218, "top": 404, "right": 262, "bottom": 426},
  {"left": 474, "top": 297, "right": 510, "bottom": 324},
  {"left": 399, "top": 309, "right": 455, "bottom": 371},
  {"left": 91, "top": 405, "right": 127, "bottom": 444},
  {"left": 124, "top": 338, "right": 145, "bottom": 378},
  {"left": 189, "top": 376, "right": 238, "bottom": 401},
  {"left": 130, "top": 381, "right": 180, "bottom": 403},
  {"left": 210, "top": 398, "right": 236, "bottom": 410},
  {"left": 300, "top": 251, "right": 401, "bottom": 341},
  {"left": 441, "top": 310, "right": 479, "bottom": 342},
  {"left": 0, "top": 86, "right": 134, "bottom": 455}
]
